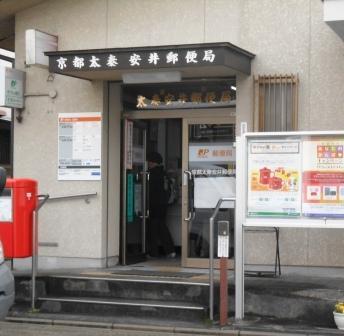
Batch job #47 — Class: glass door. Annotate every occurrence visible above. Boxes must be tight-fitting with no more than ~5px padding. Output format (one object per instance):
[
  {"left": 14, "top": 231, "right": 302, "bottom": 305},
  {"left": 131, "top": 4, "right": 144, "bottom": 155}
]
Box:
[
  {"left": 182, "top": 117, "right": 236, "bottom": 268},
  {"left": 122, "top": 119, "right": 148, "bottom": 264}
]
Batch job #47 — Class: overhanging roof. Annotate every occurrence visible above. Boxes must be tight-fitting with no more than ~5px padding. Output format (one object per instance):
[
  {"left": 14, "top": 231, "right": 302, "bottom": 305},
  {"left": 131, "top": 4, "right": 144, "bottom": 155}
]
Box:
[
  {"left": 0, "top": 0, "right": 47, "bottom": 51},
  {"left": 324, "top": 0, "right": 344, "bottom": 41},
  {"left": 45, "top": 42, "right": 255, "bottom": 81}
]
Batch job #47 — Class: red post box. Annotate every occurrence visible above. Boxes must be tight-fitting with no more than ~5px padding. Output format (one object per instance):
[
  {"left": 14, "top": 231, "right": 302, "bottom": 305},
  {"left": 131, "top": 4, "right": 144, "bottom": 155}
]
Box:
[
  {"left": 259, "top": 167, "right": 271, "bottom": 185},
  {"left": 0, "top": 178, "right": 37, "bottom": 258}
]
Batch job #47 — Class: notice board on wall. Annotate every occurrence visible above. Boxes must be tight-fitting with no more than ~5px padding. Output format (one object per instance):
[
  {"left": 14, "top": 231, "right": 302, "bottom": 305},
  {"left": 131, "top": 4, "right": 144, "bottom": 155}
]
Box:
[
  {"left": 58, "top": 112, "right": 101, "bottom": 181},
  {"left": 246, "top": 134, "right": 344, "bottom": 219}
]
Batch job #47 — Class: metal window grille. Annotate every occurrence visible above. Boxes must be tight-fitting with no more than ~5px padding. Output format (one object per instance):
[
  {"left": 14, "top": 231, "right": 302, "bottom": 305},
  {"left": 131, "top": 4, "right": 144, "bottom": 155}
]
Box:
[{"left": 253, "top": 74, "right": 299, "bottom": 132}]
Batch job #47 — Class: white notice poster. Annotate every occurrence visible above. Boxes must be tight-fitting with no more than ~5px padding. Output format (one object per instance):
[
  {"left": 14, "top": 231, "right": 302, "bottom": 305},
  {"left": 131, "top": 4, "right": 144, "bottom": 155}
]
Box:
[
  {"left": 194, "top": 177, "right": 235, "bottom": 208},
  {"left": 58, "top": 113, "right": 101, "bottom": 180}
]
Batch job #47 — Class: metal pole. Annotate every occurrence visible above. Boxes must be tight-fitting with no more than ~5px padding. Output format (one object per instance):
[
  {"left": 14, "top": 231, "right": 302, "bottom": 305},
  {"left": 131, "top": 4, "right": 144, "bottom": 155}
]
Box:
[
  {"left": 235, "top": 136, "right": 245, "bottom": 320},
  {"left": 31, "top": 209, "right": 38, "bottom": 310},
  {"left": 31, "top": 194, "right": 49, "bottom": 311},
  {"left": 142, "top": 129, "right": 147, "bottom": 254},
  {"left": 235, "top": 224, "right": 244, "bottom": 319},
  {"left": 209, "top": 216, "right": 214, "bottom": 321}
]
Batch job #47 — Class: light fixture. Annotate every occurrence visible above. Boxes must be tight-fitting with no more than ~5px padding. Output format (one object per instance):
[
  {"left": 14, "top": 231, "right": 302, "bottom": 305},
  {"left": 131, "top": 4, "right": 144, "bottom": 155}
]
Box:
[
  {"left": 230, "top": 85, "right": 236, "bottom": 91},
  {"left": 122, "top": 71, "right": 181, "bottom": 84}
]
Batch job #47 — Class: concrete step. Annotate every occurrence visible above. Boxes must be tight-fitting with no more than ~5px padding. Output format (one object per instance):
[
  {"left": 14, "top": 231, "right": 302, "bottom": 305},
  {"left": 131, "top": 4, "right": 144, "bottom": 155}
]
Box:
[
  {"left": 36, "top": 296, "right": 207, "bottom": 321},
  {"left": 11, "top": 272, "right": 344, "bottom": 328},
  {"left": 16, "top": 275, "right": 210, "bottom": 306},
  {"left": 14, "top": 274, "right": 212, "bottom": 322}
]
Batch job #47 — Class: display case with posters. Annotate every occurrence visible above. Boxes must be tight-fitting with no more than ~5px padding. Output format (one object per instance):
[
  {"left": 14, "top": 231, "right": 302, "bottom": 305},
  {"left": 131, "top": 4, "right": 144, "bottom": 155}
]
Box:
[
  {"left": 240, "top": 131, "right": 344, "bottom": 228},
  {"left": 234, "top": 131, "right": 344, "bottom": 322}
]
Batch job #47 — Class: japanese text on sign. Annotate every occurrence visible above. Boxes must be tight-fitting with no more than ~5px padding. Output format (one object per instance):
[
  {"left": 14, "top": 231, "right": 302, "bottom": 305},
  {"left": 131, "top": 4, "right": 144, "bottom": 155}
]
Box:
[{"left": 55, "top": 49, "right": 216, "bottom": 71}]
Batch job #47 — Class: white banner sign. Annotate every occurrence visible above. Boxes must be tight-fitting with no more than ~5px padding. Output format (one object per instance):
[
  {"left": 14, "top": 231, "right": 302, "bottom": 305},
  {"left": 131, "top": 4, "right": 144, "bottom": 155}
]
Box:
[
  {"left": 58, "top": 113, "right": 101, "bottom": 180},
  {"left": 125, "top": 120, "right": 133, "bottom": 169}
]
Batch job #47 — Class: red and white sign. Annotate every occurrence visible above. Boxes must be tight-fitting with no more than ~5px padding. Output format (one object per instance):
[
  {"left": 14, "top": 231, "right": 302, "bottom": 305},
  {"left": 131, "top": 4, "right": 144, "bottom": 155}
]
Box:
[
  {"left": 58, "top": 112, "right": 101, "bottom": 180},
  {"left": 189, "top": 144, "right": 235, "bottom": 163},
  {"left": 302, "top": 139, "right": 344, "bottom": 217}
]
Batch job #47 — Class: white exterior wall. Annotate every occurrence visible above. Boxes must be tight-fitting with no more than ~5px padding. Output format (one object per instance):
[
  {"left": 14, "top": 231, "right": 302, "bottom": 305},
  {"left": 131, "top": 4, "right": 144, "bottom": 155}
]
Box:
[
  {"left": 14, "top": 0, "right": 108, "bottom": 269},
  {"left": 13, "top": 0, "right": 344, "bottom": 268}
]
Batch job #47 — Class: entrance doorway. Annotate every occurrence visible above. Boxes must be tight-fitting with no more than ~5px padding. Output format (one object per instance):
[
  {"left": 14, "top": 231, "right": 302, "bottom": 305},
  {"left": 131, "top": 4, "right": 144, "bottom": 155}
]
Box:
[
  {"left": 122, "top": 118, "right": 182, "bottom": 265},
  {"left": 182, "top": 118, "right": 235, "bottom": 268},
  {"left": 121, "top": 113, "right": 236, "bottom": 268}
]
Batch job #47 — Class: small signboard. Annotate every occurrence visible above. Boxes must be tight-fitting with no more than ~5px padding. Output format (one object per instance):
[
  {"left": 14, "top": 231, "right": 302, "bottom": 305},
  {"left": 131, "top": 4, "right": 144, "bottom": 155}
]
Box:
[
  {"left": 0, "top": 67, "right": 25, "bottom": 108},
  {"left": 217, "top": 221, "right": 230, "bottom": 258}
]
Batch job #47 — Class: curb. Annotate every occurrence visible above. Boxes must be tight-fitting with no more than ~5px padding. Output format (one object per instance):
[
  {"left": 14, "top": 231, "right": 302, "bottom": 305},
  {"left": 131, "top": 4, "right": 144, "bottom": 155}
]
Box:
[{"left": 4, "top": 316, "right": 322, "bottom": 336}]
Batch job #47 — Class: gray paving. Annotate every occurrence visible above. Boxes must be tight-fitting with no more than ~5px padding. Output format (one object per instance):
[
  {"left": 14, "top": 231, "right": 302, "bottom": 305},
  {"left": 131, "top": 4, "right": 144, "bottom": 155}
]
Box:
[
  {"left": 8, "top": 265, "right": 344, "bottom": 335},
  {"left": 2, "top": 319, "right": 344, "bottom": 336}
]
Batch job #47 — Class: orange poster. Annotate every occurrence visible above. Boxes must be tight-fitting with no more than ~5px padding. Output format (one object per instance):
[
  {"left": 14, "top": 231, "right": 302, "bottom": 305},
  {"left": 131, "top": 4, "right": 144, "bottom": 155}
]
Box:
[{"left": 247, "top": 141, "right": 301, "bottom": 217}]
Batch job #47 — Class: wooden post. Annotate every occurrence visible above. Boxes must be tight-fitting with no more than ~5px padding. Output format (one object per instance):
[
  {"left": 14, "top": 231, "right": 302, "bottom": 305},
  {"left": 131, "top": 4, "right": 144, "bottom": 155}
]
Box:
[
  {"left": 220, "top": 256, "right": 228, "bottom": 327},
  {"left": 218, "top": 220, "right": 230, "bottom": 327}
]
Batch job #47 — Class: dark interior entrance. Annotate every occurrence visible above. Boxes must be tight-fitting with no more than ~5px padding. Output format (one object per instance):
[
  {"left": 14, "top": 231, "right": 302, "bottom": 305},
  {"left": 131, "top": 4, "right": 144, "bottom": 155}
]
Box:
[{"left": 122, "top": 118, "right": 182, "bottom": 265}]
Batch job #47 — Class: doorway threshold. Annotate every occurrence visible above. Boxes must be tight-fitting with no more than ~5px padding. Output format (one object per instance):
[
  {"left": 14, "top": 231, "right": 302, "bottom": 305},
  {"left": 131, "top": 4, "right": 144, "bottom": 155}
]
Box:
[{"left": 77, "top": 258, "right": 213, "bottom": 284}]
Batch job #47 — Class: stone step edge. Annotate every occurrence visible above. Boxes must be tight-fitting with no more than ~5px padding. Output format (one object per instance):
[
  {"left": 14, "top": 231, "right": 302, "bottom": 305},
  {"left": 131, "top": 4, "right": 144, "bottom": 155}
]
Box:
[
  {"left": 38, "top": 296, "right": 207, "bottom": 310},
  {"left": 22, "top": 274, "right": 210, "bottom": 286}
]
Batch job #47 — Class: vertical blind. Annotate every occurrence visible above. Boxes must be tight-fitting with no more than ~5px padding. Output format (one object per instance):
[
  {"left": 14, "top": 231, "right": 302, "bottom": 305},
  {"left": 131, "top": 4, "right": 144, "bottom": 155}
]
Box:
[{"left": 254, "top": 74, "right": 299, "bottom": 132}]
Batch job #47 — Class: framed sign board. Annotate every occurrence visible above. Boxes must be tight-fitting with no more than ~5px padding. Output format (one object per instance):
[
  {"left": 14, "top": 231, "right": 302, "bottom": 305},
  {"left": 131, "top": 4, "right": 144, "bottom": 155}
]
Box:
[{"left": 237, "top": 131, "right": 344, "bottom": 229}]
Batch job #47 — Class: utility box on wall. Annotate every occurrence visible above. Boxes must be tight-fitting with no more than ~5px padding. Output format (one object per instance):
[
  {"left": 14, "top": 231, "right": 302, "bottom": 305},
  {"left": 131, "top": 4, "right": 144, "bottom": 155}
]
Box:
[
  {"left": 0, "top": 178, "right": 37, "bottom": 258},
  {"left": 25, "top": 29, "right": 58, "bottom": 67}
]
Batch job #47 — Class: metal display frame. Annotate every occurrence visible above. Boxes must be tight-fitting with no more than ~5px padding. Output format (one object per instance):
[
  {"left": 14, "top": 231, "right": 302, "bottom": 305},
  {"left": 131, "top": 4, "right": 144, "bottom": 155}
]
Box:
[{"left": 235, "top": 131, "right": 344, "bottom": 320}]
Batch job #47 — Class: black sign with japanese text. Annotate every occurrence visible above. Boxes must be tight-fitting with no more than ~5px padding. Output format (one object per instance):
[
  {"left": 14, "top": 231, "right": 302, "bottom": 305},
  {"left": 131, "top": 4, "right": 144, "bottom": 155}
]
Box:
[{"left": 48, "top": 47, "right": 224, "bottom": 73}]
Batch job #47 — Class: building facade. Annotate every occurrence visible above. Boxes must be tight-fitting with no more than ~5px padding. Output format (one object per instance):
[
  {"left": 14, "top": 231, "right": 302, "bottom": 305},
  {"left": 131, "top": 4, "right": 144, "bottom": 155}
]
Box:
[{"left": 0, "top": 0, "right": 343, "bottom": 269}]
